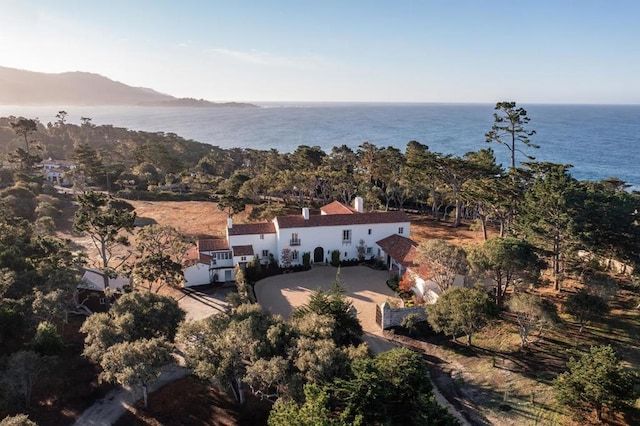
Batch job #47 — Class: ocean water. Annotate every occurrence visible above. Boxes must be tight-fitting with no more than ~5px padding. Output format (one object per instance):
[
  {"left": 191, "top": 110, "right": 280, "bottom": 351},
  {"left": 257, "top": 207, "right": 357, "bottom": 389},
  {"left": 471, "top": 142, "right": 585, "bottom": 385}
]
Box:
[{"left": 1, "top": 103, "right": 638, "bottom": 189}]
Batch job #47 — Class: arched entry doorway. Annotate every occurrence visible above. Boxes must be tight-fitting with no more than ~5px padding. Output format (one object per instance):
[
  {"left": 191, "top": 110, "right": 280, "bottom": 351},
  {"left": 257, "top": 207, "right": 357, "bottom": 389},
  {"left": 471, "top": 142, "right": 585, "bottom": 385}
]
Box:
[{"left": 313, "top": 247, "right": 324, "bottom": 263}]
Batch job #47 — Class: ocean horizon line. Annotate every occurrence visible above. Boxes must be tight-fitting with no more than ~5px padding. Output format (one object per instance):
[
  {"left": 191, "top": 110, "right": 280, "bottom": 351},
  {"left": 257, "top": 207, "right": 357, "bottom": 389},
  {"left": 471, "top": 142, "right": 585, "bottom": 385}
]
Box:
[{"left": 1, "top": 101, "right": 640, "bottom": 109}]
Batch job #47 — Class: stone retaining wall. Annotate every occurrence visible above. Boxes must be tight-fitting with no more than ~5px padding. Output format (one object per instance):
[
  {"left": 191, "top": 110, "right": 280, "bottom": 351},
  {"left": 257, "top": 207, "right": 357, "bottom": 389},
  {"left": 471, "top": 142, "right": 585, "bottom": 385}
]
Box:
[{"left": 379, "top": 302, "right": 427, "bottom": 329}]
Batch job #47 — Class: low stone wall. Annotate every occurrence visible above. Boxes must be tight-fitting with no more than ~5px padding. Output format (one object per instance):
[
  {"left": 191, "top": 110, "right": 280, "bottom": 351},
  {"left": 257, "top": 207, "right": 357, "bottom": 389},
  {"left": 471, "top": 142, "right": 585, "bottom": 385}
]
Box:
[{"left": 379, "top": 302, "right": 427, "bottom": 329}]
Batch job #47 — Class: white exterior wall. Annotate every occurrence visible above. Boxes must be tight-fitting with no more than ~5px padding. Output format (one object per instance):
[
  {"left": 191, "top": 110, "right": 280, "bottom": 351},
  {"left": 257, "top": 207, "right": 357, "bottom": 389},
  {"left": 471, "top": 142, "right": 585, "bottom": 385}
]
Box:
[
  {"left": 274, "top": 221, "right": 410, "bottom": 265},
  {"left": 227, "top": 233, "right": 277, "bottom": 264},
  {"left": 200, "top": 250, "right": 234, "bottom": 269},
  {"left": 185, "top": 263, "right": 236, "bottom": 285},
  {"left": 183, "top": 263, "right": 211, "bottom": 287},
  {"left": 411, "top": 270, "right": 466, "bottom": 304}
]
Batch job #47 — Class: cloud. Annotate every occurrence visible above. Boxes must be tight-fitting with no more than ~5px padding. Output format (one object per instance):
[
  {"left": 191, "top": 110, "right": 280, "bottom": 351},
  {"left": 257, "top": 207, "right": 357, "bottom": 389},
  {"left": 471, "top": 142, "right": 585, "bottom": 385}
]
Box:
[{"left": 208, "top": 47, "right": 324, "bottom": 69}]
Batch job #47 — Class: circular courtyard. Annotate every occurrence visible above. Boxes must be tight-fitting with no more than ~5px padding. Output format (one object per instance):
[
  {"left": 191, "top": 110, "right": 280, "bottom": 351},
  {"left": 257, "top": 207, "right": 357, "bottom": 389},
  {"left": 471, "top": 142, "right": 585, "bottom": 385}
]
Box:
[{"left": 254, "top": 265, "right": 397, "bottom": 336}]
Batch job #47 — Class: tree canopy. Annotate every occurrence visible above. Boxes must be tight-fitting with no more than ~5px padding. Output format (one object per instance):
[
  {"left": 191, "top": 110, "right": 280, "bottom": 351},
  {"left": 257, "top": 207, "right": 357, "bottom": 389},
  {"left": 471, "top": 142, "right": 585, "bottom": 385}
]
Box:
[
  {"left": 427, "top": 286, "right": 494, "bottom": 346},
  {"left": 554, "top": 345, "right": 638, "bottom": 421},
  {"left": 73, "top": 191, "right": 136, "bottom": 270}
]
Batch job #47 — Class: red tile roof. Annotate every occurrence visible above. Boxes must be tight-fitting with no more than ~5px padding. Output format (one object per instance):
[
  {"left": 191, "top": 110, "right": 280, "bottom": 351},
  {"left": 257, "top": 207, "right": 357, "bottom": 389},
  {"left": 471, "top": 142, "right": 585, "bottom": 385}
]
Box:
[
  {"left": 198, "top": 239, "right": 229, "bottom": 251},
  {"left": 376, "top": 234, "right": 417, "bottom": 267},
  {"left": 320, "top": 201, "right": 356, "bottom": 215},
  {"left": 183, "top": 246, "right": 213, "bottom": 267},
  {"left": 277, "top": 211, "right": 409, "bottom": 229},
  {"left": 232, "top": 245, "right": 254, "bottom": 256},
  {"left": 228, "top": 222, "right": 276, "bottom": 236}
]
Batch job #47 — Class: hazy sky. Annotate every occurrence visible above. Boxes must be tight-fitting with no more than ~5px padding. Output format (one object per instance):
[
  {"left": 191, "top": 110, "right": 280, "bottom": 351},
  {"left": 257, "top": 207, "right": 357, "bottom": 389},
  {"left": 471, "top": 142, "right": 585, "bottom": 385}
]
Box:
[{"left": 1, "top": 0, "right": 639, "bottom": 103}]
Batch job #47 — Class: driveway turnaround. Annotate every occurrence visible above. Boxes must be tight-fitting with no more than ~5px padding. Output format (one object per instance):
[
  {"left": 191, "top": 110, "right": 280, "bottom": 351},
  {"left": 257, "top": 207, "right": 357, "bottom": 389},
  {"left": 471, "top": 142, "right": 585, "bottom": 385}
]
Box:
[
  {"left": 175, "top": 285, "right": 231, "bottom": 321},
  {"left": 255, "top": 265, "right": 397, "bottom": 337}
]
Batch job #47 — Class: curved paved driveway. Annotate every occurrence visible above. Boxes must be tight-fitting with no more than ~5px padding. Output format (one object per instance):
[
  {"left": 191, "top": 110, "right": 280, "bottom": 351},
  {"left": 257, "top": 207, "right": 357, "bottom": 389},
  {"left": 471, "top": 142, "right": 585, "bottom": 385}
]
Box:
[
  {"left": 255, "top": 265, "right": 397, "bottom": 338},
  {"left": 255, "top": 266, "right": 471, "bottom": 425}
]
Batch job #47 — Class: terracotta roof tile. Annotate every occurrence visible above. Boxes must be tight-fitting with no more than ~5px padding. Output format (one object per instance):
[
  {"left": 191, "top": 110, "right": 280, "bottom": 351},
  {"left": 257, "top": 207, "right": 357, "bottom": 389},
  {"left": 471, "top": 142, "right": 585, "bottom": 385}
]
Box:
[
  {"left": 198, "top": 239, "right": 229, "bottom": 251},
  {"left": 228, "top": 222, "right": 276, "bottom": 236},
  {"left": 320, "top": 201, "right": 355, "bottom": 215},
  {"left": 184, "top": 246, "right": 213, "bottom": 266},
  {"left": 232, "top": 245, "right": 254, "bottom": 256},
  {"left": 376, "top": 234, "right": 417, "bottom": 267},
  {"left": 277, "top": 211, "right": 409, "bottom": 229}
]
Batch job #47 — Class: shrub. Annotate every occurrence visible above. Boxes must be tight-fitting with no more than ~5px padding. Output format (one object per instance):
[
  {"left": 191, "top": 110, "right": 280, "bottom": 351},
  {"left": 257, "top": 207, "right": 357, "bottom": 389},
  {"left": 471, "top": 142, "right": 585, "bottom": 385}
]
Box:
[
  {"left": 302, "top": 251, "right": 311, "bottom": 267},
  {"left": 387, "top": 278, "right": 399, "bottom": 292},
  {"left": 356, "top": 239, "right": 366, "bottom": 261},
  {"left": 401, "top": 313, "right": 422, "bottom": 336},
  {"left": 31, "top": 321, "right": 63, "bottom": 355},
  {"left": 398, "top": 274, "right": 416, "bottom": 293},
  {"left": 564, "top": 290, "right": 609, "bottom": 333},
  {"left": 330, "top": 250, "right": 340, "bottom": 267}
]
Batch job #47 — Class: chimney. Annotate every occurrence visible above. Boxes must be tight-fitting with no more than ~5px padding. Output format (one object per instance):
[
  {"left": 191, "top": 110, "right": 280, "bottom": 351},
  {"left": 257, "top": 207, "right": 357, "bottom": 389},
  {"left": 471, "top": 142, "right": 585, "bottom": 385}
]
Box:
[
  {"left": 302, "top": 207, "right": 310, "bottom": 220},
  {"left": 354, "top": 196, "right": 364, "bottom": 213},
  {"left": 227, "top": 217, "right": 233, "bottom": 229}
]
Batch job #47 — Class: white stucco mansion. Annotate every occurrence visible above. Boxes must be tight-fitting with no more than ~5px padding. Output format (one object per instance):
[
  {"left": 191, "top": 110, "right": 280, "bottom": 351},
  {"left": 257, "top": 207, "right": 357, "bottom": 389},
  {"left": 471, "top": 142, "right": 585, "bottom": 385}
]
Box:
[{"left": 183, "top": 197, "right": 414, "bottom": 287}]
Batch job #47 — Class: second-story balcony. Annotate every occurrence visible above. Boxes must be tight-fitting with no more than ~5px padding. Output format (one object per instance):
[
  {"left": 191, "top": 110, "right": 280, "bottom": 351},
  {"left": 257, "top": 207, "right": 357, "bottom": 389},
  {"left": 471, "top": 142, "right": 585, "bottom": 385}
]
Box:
[{"left": 290, "top": 238, "right": 301, "bottom": 246}]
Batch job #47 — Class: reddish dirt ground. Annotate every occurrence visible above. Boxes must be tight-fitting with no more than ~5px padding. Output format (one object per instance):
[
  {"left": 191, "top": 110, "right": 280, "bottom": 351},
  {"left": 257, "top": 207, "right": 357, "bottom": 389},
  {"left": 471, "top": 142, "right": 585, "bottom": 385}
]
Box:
[{"left": 114, "top": 377, "right": 272, "bottom": 426}]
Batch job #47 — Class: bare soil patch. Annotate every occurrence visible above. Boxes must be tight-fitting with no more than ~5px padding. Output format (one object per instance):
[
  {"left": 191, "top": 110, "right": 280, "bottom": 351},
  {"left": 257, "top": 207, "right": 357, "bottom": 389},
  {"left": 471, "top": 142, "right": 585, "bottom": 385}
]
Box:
[
  {"left": 409, "top": 214, "right": 497, "bottom": 248},
  {"left": 114, "top": 376, "right": 271, "bottom": 426}
]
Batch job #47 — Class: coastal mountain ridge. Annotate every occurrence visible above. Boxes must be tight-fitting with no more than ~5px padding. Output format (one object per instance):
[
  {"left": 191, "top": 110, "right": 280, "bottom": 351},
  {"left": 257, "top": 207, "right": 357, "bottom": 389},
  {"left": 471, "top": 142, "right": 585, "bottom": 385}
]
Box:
[{"left": 0, "top": 65, "right": 256, "bottom": 107}]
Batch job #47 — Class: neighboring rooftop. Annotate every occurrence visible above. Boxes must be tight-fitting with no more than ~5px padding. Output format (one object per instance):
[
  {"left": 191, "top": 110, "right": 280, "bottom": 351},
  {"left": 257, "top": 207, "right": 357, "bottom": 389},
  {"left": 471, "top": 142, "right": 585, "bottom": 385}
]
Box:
[{"left": 78, "top": 268, "right": 130, "bottom": 292}]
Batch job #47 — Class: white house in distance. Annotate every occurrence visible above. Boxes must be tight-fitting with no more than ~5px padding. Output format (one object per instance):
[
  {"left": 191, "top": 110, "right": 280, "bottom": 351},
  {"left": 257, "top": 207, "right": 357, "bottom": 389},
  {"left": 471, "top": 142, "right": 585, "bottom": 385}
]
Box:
[
  {"left": 40, "top": 157, "right": 76, "bottom": 185},
  {"left": 183, "top": 197, "right": 412, "bottom": 287}
]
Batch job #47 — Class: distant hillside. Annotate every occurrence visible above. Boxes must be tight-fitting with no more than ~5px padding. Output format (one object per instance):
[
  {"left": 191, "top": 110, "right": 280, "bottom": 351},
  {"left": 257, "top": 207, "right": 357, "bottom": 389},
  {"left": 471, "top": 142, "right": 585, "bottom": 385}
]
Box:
[{"left": 0, "top": 66, "right": 257, "bottom": 107}]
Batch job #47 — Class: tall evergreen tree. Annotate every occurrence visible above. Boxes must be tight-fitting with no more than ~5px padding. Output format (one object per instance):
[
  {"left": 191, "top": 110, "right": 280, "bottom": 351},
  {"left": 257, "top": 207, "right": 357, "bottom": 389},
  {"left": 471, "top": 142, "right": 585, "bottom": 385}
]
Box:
[
  {"left": 485, "top": 101, "right": 538, "bottom": 170},
  {"left": 514, "top": 163, "right": 581, "bottom": 290}
]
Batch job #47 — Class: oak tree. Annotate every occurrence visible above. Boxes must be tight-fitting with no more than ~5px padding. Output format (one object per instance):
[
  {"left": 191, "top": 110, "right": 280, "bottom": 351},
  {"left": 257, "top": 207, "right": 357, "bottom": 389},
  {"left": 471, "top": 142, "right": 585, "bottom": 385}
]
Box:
[{"left": 99, "top": 337, "right": 173, "bottom": 408}]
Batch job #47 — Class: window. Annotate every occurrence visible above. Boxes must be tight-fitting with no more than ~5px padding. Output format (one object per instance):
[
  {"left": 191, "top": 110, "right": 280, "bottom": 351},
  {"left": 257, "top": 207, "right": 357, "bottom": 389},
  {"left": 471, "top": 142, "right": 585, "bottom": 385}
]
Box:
[
  {"left": 378, "top": 248, "right": 381, "bottom": 256},
  {"left": 368, "top": 228, "right": 372, "bottom": 235},
  {"left": 292, "top": 250, "right": 299, "bottom": 261},
  {"left": 342, "top": 229, "right": 351, "bottom": 242},
  {"left": 290, "top": 233, "right": 301, "bottom": 246},
  {"left": 398, "top": 227, "right": 404, "bottom": 234},
  {"left": 241, "top": 256, "right": 247, "bottom": 261},
  {"left": 366, "top": 247, "right": 373, "bottom": 254},
  {"left": 99, "top": 297, "right": 106, "bottom": 305},
  {"left": 262, "top": 250, "right": 269, "bottom": 258},
  {"left": 216, "top": 252, "right": 232, "bottom": 260},
  {"left": 260, "top": 234, "right": 264, "bottom": 240}
]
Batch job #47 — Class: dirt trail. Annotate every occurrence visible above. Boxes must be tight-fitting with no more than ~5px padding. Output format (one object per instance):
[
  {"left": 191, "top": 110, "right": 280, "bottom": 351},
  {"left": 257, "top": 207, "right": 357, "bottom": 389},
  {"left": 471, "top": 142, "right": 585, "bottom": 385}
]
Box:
[{"left": 73, "top": 364, "right": 188, "bottom": 426}]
